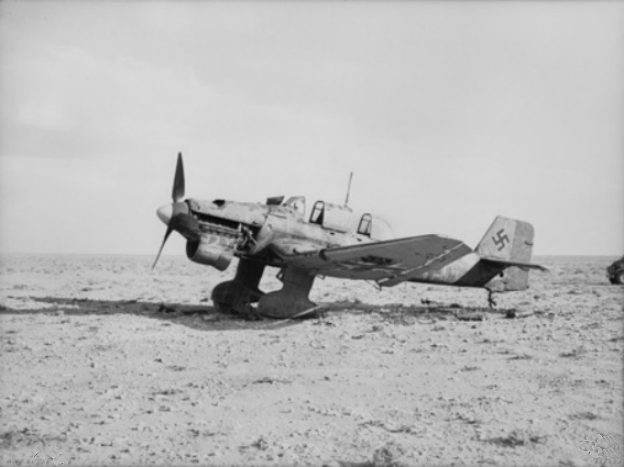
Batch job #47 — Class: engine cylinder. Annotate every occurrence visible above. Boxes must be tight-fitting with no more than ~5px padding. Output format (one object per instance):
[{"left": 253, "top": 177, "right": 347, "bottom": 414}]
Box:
[{"left": 186, "top": 235, "right": 235, "bottom": 271}]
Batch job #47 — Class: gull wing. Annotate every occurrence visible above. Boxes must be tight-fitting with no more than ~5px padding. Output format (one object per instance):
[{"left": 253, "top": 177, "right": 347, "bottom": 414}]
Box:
[{"left": 282, "top": 235, "right": 473, "bottom": 283}]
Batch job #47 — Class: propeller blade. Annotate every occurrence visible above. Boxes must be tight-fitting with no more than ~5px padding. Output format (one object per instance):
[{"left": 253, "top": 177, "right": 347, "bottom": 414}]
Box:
[
  {"left": 172, "top": 152, "right": 185, "bottom": 202},
  {"left": 155, "top": 153, "right": 186, "bottom": 269},
  {"left": 152, "top": 226, "right": 174, "bottom": 270}
]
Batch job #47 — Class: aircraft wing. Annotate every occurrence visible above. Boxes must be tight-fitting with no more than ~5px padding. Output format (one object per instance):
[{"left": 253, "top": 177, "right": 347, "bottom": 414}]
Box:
[{"left": 281, "top": 234, "right": 473, "bottom": 284}]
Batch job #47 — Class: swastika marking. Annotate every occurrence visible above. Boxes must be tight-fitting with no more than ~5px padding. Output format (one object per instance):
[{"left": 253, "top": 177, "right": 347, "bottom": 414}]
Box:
[{"left": 492, "top": 229, "right": 510, "bottom": 251}]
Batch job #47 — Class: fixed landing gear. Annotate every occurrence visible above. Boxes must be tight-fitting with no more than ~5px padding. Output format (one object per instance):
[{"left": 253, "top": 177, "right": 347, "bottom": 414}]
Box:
[
  {"left": 211, "top": 259, "right": 265, "bottom": 316},
  {"left": 257, "top": 267, "right": 317, "bottom": 319},
  {"left": 486, "top": 289, "right": 497, "bottom": 309},
  {"left": 211, "top": 261, "right": 318, "bottom": 319}
]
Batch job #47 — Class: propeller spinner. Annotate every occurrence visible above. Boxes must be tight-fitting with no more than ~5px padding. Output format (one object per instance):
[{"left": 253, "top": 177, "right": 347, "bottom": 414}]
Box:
[{"left": 152, "top": 153, "right": 188, "bottom": 269}]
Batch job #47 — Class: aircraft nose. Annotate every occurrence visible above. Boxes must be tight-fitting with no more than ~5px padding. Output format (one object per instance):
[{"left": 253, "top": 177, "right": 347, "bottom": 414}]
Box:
[
  {"left": 157, "top": 201, "right": 189, "bottom": 225},
  {"left": 157, "top": 204, "right": 173, "bottom": 225}
]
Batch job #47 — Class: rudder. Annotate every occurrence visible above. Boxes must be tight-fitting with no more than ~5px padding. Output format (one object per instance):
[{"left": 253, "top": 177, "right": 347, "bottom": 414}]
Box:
[{"left": 476, "top": 216, "right": 536, "bottom": 291}]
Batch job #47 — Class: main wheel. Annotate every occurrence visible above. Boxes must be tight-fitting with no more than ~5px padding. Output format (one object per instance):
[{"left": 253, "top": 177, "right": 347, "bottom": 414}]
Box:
[
  {"left": 615, "top": 271, "right": 624, "bottom": 285},
  {"left": 213, "top": 301, "right": 233, "bottom": 314}
]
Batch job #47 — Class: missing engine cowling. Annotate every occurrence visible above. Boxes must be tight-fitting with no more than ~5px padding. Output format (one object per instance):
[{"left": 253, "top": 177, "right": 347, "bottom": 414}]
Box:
[{"left": 186, "top": 231, "right": 242, "bottom": 271}]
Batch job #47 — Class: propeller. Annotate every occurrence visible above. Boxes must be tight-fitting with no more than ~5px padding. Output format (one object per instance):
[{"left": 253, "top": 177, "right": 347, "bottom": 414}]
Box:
[
  {"left": 152, "top": 153, "right": 187, "bottom": 270},
  {"left": 152, "top": 226, "right": 174, "bottom": 270},
  {"left": 172, "top": 152, "right": 185, "bottom": 202}
]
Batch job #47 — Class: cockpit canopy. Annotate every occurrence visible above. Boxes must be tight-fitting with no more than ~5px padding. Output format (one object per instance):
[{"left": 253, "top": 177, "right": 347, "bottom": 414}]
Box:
[
  {"left": 309, "top": 201, "right": 352, "bottom": 233},
  {"left": 366, "top": 215, "right": 393, "bottom": 241},
  {"left": 283, "top": 196, "right": 306, "bottom": 216},
  {"left": 357, "top": 213, "right": 372, "bottom": 236},
  {"left": 308, "top": 200, "right": 393, "bottom": 240}
]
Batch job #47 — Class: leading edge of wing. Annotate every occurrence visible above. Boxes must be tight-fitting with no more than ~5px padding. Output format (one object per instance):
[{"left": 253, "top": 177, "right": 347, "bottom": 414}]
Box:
[
  {"left": 282, "top": 234, "right": 473, "bottom": 279},
  {"left": 322, "top": 234, "right": 467, "bottom": 259}
]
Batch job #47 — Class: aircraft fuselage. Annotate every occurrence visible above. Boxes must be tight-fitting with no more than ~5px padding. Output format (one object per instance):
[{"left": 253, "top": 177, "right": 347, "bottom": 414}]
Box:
[{"left": 170, "top": 197, "right": 374, "bottom": 271}]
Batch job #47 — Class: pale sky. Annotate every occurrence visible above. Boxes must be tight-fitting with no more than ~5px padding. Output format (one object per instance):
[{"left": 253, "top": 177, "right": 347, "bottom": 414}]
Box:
[{"left": 1, "top": 1, "right": 622, "bottom": 256}]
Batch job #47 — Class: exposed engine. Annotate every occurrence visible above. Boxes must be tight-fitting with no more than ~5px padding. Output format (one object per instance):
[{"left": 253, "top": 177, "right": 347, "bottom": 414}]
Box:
[
  {"left": 183, "top": 205, "right": 261, "bottom": 270},
  {"left": 186, "top": 231, "right": 241, "bottom": 271}
]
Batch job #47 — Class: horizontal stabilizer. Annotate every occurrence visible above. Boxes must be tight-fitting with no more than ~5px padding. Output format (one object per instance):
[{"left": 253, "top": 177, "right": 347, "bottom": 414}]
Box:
[{"left": 480, "top": 256, "right": 548, "bottom": 272}]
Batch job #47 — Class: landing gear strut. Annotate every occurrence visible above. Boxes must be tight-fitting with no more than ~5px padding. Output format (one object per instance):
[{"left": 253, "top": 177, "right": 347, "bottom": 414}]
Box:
[
  {"left": 257, "top": 267, "right": 317, "bottom": 319},
  {"left": 211, "top": 259, "right": 265, "bottom": 316},
  {"left": 486, "top": 289, "right": 497, "bottom": 309}
]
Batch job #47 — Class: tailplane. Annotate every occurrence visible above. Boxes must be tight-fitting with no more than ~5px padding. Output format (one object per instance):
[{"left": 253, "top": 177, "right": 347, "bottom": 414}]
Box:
[{"left": 475, "top": 216, "right": 546, "bottom": 291}]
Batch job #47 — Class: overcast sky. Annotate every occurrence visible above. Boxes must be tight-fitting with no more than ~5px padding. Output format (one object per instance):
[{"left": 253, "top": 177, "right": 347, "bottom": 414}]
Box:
[{"left": 1, "top": 1, "right": 622, "bottom": 256}]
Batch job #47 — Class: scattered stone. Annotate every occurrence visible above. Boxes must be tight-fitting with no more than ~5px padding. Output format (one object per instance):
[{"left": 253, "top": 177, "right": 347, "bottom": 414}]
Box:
[
  {"left": 202, "top": 314, "right": 221, "bottom": 322},
  {"left": 372, "top": 442, "right": 406, "bottom": 467},
  {"left": 486, "top": 429, "right": 547, "bottom": 448},
  {"left": 505, "top": 309, "right": 534, "bottom": 319},
  {"left": 251, "top": 436, "right": 269, "bottom": 451},
  {"left": 455, "top": 312, "right": 483, "bottom": 321}
]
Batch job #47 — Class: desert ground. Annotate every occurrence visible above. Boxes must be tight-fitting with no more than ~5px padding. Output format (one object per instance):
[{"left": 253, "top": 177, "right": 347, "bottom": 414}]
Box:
[{"left": 0, "top": 254, "right": 622, "bottom": 466}]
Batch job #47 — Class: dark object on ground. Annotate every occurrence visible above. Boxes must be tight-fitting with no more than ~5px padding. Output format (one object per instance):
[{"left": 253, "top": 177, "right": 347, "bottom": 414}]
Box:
[
  {"left": 607, "top": 256, "right": 624, "bottom": 285},
  {"left": 454, "top": 311, "right": 484, "bottom": 321},
  {"left": 158, "top": 303, "right": 178, "bottom": 313},
  {"left": 505, "top": 309, "right": 534, "bottom": 319}
]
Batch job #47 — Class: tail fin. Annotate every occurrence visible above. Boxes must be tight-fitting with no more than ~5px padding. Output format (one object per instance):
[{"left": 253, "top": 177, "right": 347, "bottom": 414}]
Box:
[{"left": 476, "top": 216, "right": 546, "bottom": 291}]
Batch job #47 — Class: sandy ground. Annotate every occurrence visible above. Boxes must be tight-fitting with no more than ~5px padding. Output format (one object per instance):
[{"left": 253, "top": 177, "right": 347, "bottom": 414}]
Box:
[{"left": 0, "top": 254, "right": 622, "bottom": 467}]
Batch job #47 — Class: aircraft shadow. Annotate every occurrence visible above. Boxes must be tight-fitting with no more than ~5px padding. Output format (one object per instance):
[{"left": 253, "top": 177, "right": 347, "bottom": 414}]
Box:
[
  {"left": 320, "top": 299, "right": 512, "bottom": 324},
  {"left": 0, "top": 296, "right": 305, "bottom": 332},
  {"left": 0, "top": 296, "right": 515, "bottom": 332}
]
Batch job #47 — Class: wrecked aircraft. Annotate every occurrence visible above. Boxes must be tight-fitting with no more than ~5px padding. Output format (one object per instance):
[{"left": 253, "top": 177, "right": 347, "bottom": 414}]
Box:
[{"left": 153, "top": 153, "right": 546, "bottom": 318}]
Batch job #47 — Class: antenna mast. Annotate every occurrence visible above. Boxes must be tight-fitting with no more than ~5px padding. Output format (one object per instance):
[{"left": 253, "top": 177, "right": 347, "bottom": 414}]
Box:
[{"left": 344, "top": 172, "right": 354, "bottom": 207}]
